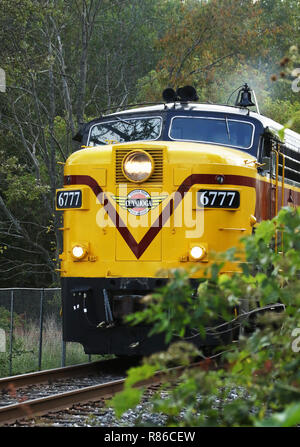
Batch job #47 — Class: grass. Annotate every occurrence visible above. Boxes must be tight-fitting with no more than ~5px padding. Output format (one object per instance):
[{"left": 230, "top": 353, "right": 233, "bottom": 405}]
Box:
[{"left": 0, "top": 315, "right": 104, "bottom": 377}]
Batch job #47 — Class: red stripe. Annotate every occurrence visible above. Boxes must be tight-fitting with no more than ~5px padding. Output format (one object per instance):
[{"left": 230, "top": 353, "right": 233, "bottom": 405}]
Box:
[{"left": 64, "top": 174, "right": 256, "bottom": 259}]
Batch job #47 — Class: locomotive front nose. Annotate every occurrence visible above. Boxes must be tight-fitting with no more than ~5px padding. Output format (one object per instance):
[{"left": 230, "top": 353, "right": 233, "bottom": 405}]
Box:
[{"left": 58, "top": 140, "right": 257, "bottom": 355}]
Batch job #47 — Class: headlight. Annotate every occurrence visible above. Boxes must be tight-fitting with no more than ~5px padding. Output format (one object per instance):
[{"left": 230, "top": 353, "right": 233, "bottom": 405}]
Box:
[
  {"left": 71, "top": 245, "right": 88, "bottom": 260},
  {"left": 190, "top": 245, "right": 206, "bottom": 261},
  {"left": 122, "top": 150, "right": 154, "bottom": 183}
]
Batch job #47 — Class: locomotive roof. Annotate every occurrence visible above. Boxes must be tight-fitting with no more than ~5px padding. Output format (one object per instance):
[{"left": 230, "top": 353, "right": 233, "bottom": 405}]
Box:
[
  {"left": 105, "top": 102, "right": 300, "bottom": 152},
  {"left": 76, "top": 102, "right": 300, "bottom": 153}
]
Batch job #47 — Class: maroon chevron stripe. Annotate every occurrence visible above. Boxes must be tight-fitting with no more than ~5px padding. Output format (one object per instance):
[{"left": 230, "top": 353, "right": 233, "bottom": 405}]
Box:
[{"left": 64, "top": 174, "right": 256, "bottom": 259}]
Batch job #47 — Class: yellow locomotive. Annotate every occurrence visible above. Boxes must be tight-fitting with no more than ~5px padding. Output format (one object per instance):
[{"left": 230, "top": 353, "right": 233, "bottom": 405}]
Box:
[{"left": 56, "top": 85, "right": 300, "bottom": 355}]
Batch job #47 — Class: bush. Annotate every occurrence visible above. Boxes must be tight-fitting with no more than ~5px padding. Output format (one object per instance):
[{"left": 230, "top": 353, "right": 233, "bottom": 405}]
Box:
[
  {"left": 0, "top": 306, "right": 24, "bottom": 332},
  {"left": 110, "top": 207, "right": 300, "bottom": 427}
]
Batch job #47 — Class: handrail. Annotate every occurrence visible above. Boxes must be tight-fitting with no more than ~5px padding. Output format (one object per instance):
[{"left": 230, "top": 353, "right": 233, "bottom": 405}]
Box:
[
  {"left": 280, "top": 152, "right": 285, "bottom": 254},
  {"left": 272, "top": 148, "right": 279, "bottom": 252},
  {"left": 272, "top": 145, "right": 285, "bottom": 253}
]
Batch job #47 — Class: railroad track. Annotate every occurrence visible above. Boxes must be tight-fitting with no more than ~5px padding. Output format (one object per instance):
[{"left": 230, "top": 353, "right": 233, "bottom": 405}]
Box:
[
  {"left": 0, "top": 357, "right": 133, "bottom": 392},
  {"left": 0, "top": 357, "right": 140, "bottom": 425},
  {"left": 0, "top": 359, "right": 208, "bottom": 426}
]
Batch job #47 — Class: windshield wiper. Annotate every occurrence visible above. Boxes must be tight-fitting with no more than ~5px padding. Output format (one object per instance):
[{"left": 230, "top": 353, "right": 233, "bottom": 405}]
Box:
[
  {"left": 225, "top": 116, "right": 231, "bottom": 141},
  {"left": 115, "top": 117, "right": 135, "bottom": 126}
]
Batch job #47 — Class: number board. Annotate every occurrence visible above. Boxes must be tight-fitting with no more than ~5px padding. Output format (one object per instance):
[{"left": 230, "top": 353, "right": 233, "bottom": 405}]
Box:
[
  {"left": 56, "top": 190, "right": 82, "bottom": 209},
  {"left": 197, "top": 190, "right": 240, "bottom": 209}
]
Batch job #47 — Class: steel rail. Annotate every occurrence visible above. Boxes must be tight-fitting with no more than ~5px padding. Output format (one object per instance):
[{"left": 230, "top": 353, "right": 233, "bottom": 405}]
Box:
[
  {"left": 0, "top": 377, "right": 126, "bottom": 425},
  {"left": 0, "top": 358, "right": 130, "bottom": 392},
  {"left": 0, "top": 360, "right": 205, "bottom": 426}
]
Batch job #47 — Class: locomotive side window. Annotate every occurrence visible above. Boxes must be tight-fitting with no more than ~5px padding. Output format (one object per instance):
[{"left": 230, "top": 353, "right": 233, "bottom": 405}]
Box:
[
  {"left": 281, "top": 147, "right": 300, "bottom": 184},
  {"left": 88, "top": 116, "right": 162, "bottom": 146},
  {"left": 261, "top": 133, "right": 300, "bottom": 184},
  {"left": 169, "top": 116, "right": 254, "bottom": 150}
]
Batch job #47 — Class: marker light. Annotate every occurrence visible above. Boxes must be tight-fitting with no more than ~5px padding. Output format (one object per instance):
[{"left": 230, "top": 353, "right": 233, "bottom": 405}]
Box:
[
  {"left": 71, "top": 245, "right": 87, "bottom": 260},
  {"left": 190, "top": 245, "right": 206, "bottom": 261},
  {"left": 250, "top": 215, "right": 257, "bottom": 226},
  {"left": 122, "top": 150, "right": 154, "bottom": 183}
]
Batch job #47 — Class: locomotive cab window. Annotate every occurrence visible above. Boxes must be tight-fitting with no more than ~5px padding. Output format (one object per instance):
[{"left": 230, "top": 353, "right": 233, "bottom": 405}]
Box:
[
  {"left": 169, "top": 116, "right": 254, "bottom": 150},
  {"left": 259, "top": 134, "right": 272, "bottom": 175},
  {"left": 88, "top": 116, "right": 162, "bottom": 146}
]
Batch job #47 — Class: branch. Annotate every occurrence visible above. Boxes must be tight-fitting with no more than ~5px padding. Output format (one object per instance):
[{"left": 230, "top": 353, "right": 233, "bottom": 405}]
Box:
[
  {"left": 188, "top": 52, "right": 238, "bottom": 76},
  {"left": 0, "top": 193, "right": 52, "bottom": 262}
]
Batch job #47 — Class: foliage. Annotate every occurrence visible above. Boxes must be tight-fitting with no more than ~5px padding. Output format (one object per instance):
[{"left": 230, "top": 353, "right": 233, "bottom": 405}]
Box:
[
  {"left": 135, "top": 0, "right": 288, "bottom": 104},
  {"left": 261, "top": 98, "right": 300, "bottom": 134},
  {"left": 0, "top": 305, "right": 24, "bottom": 332},
  {"left": 0, "top": 314, "right": 98, "bottom": 377},
  {"left": 110, "top": 207, "right": 300, "bottom": 426},
  {"left": 0, "top": 305, "right": 33, "bottom": 374},
  {"left": 110, "top": 363, "right": 157, "bottom": 418}
]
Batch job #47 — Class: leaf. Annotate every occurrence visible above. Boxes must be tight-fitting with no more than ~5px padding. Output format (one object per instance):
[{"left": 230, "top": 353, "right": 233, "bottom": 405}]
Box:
[
  {"left": 277, "top": 126, "right": 285, "bottom": 142},
  {"left": 109, "top": 364, "right": 157, "bottom": 418},
  {"left": 255, "top": 220, "right": 275, "bottom": 242},
  {"left": 125, "top": 364, "right": 157, "bottom": 388},
  {"left": 109, "top": 388, "right": 143, "bottom": 419},
  {"left": 255, "top": 403, "right": 300, "bottom": 427}
]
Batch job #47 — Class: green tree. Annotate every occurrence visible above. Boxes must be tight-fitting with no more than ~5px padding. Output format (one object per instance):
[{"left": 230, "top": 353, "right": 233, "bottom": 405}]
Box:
[{"left": 0, "top": 0, "right": 169, "bottom": 286}]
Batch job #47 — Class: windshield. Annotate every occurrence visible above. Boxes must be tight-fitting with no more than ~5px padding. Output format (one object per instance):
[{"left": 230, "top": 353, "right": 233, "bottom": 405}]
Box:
[
  {"left": 88, "top": 116, "right": 162, "bottom": 146},
  {"left": 169, "top": 116, "right": 254, "bottom": 149}
]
